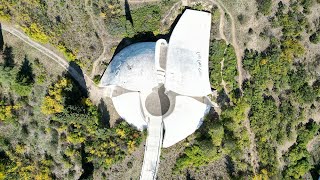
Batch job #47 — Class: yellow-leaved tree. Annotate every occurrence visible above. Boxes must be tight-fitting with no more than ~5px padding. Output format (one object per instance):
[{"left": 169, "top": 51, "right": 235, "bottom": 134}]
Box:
[
  {"left": 41, "top": 78, "right": 71, "bottom": 115},
  {"left": 0, "top": 101, "right": 20, "bottom": 121}
]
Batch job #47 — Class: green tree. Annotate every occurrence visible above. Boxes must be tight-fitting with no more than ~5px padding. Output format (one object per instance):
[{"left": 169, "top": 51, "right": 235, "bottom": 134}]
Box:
[
  {"left": 15, "top": 56, "right": 34, "bottom": 86},
  {"left": 256, "top": 0, "right": 272, "bottom": 15}
]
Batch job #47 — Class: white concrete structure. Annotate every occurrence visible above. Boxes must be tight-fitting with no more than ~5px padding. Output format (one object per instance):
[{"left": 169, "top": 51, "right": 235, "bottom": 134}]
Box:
[
  {"left": 162, "top": 96, "right": 211, "bottom": 147},
  {"left": 165, "top": 10, "right": 212, "bottom": 97},
  {"left": 101, "top": 42, "right": 158, "bottom": 93},
  {"left": 100, "top": 9, "right": 217, "bottom": 180}
]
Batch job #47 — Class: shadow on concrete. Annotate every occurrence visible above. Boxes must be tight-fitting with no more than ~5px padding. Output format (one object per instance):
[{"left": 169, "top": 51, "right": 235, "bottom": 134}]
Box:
[
  {"left": 145, "top": 85, "right": 170, "bottom": 116},
  {"left": 0, "top": 24, "right": 4, "bottom": 51}
]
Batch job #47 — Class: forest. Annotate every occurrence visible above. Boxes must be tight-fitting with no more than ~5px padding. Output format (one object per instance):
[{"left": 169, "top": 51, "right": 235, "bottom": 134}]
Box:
[
  {"left": 0, "top": 0, "right": 320, "bottom": 179},
  {"left": 0, "top": 42, "right": 143, "bottom": 178},
  {"left": 173, "top": 0, "right": 320, "bottom": 179}
]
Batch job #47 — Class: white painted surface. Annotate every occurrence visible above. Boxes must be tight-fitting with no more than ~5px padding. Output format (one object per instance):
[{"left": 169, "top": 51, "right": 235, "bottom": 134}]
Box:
[
  {"left": 100, "top": 42, "right": 158, "bottom": 92},
  {"left": 162, "top": 96, "right": 209, "bottom": 148},
  {"left": 140, "top": 117, "right": 163, "bottom": 180},
  {"left": 111, "top": 92, "right": 147, "bottom": 130},
  {"left": 99, "top": 9, "right": 214, "bottom": 180},
  {"left": 165, "top": 9, "right": 212, "bottom": 97}
]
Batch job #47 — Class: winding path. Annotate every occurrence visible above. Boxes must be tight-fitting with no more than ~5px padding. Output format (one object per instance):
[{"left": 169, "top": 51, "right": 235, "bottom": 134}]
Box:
[
  {"left": 1, "top": 24, "right": 106, "bottom": 104},
  {"left": 213, "top": 0, "right": 259, "bottom": 173},
  {"left": 84, "top": 0, "right": 115, "bottom": 78},
  {"left": 215, "top": 0, "right": 244, "bottom": 93}
]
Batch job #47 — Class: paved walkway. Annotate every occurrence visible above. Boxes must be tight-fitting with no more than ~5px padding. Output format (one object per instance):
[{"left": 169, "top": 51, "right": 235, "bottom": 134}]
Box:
[{"left": 140, "top": 117, "right": 163, "bottom": 180}]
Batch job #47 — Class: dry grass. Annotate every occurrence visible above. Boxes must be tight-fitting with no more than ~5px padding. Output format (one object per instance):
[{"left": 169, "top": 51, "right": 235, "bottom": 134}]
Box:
[{"left": 2, "top": 31, "right": 64, "bottom": 82}]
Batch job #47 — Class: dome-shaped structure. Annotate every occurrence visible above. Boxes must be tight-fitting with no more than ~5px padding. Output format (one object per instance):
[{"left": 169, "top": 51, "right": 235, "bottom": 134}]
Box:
[
  {"left": 99, "top": 9, "right": 217, "bottom": 180},
  {"left": 100, "top": 42, "right": 158, "bottom": 92}
]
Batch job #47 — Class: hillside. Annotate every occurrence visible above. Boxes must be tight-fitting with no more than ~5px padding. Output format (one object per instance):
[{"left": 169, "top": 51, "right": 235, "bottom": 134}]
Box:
[{"left": 0, "top": 0, "right": 320, "bottom": 179}]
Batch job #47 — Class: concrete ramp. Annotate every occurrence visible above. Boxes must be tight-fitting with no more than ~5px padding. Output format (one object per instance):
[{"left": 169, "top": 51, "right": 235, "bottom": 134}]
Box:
[{"left": 140, "top": 117, "right": 163, "bottom": 180}]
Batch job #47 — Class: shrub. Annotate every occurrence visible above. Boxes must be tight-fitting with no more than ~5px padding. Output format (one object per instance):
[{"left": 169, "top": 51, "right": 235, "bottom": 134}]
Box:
[
  {"left": 256, "top": 0, "right": 272, "bottom": 15},
  {"left": 22, "top": 23, "right": 49, "bottom": 43},
  {"left": 310, "top": 32, "right": 320, "bottom": 44}
]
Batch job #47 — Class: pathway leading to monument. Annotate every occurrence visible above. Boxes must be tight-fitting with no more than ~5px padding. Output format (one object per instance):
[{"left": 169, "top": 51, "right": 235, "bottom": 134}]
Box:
[{"left": 140, "top": 117, "right": 163, "bottom": 180}]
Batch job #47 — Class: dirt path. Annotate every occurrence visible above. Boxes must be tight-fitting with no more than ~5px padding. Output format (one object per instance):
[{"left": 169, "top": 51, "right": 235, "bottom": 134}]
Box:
[
  {"left": 218, "top": 8, "right": 228, "bottom": 43},
  {"left": 277, "top": 139, "right": 296, "bottom": 169},
  {"left": 214, "top": 0, "right": 259, "bottom": 173},
  {"left": 1, "top": 24, "right": 106, "bottom": 105},
  {"left": 86, "top": 0, "right": 162, "bottom": 78},
  {"left": 84, "top": 0, "right": 115, "bottom": 78},
  {"left": 215, "top": 0, "right": 244, "bottom": 93},
  {"left": 216, "top": 5, "right": 231, "bottom": 97},
  {"left": 220, "top": 48, "right": 229, "bottom": 97},
  {"left": 161, "top": 1, "right": 182, "bottom": 25}
]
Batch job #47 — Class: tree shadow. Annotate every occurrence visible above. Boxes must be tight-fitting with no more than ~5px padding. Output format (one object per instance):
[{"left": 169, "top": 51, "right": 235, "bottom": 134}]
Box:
[
  {"left": 79, "top": 143, "right": 94, "bottom": 180},
  {"left": 58, "top": 62, "right": 89, "bottom": 112},
  {"left": 16, "top": 55, "right": 35, "bottom": 85},
  {"left": 67, "top": 61, "right": 88, "bottom": 97},
  {"left": 217, "top": 89, "right": 230, "bottom": 110},
  {"left": 0, "top": 23, "right": 4, "bottom": 51},
  {"left": 124, "top": 0, "right": 134, "bottom": 26},
  {"left": 3, "top": 45, "right": 14, "bottom": 69},
  {"left": 111, "top": 7, "right": 194, "bottom": 59},
  {"left": 225, "top": 156, "right": 236, "bottom": 178},
  {"left": 98, "top": 98, "right": 110, "bottom": 128},
  {"left": 186, "top": 170, "right": 195, "bottom": 180}
]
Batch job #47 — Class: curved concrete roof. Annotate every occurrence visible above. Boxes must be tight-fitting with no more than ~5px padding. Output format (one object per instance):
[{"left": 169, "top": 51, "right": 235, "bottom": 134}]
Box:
[
  {"left": 100, "top": 9, "right": 214, "bottom": 180},
  {"left": 100, "top": 42, "right": 158, "bottom": 92},
  {"left": 112, "top": 92, "right": 147, "bottom": 130},
  {"left": 165, "top": 9, "right": 212, "bottom": 97},
  {"left": 162, "top": 96, "right": 210, "bottom": 148}
]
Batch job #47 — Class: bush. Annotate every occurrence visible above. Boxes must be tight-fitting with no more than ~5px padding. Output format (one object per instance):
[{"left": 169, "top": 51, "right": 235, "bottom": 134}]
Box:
[
  {"left": 22, "top": 23, "right": 50, "bottom": 43},
  {"left": 93, "top": 75, "right": 101, "bottom": 85},
  {"left": 310, "top": 32, "right": 320, "bottom": 44},
  {"left": 105, "top": 4, "right": 162, "bottom": 37},
  {"left": 256, "top": 0, "right": 272, "bottom": 15}
]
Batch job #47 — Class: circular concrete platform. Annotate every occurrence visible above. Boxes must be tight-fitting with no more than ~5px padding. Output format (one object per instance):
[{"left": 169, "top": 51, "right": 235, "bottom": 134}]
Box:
[{"left": 145, "top": 85, "right": 170, "bottom": 116}]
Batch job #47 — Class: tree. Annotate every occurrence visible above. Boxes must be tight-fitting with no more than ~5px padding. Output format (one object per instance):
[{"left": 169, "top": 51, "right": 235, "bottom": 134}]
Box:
[
  {"left": 310, "top": 32, "right": 320, "bottom": 44},
  {"left": 256, "top": 0, "right": 272, "bottom": 15},
  {"left": 15, "top": 56, "right": 34, "bottom": 86}
]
